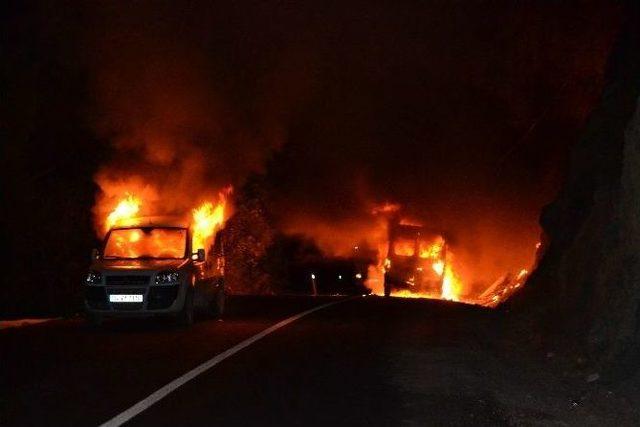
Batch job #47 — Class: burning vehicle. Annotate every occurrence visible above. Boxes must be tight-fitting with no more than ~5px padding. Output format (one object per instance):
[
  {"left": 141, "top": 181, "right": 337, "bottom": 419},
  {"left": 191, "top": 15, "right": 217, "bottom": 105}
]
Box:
[
  {"left": 84, "top": 216, "right": 226, "bottom": 326},
  {"left": 383, "top": 220, "right": 448, "bottom": 297}
]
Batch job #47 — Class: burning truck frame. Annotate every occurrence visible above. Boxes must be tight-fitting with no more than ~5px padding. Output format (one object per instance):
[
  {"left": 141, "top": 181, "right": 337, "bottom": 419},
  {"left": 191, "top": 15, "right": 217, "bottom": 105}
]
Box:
[
  {"left": 383, "top": 220, "right": 448, "bottom": 298},
  {"left": 361, "top": 206, "right": 536, "bottom": 305}
]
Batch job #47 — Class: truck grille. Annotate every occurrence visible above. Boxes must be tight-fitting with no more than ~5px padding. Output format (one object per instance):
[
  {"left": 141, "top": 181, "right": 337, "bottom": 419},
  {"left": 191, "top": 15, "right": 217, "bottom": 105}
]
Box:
[
  {"left": 110, "top": 303, "right": 144, "bottom": 311},
  {"left": 105, "top": 275, "right": 151, "bottom": 286},
  {"left": 147, "top": 286, "right": 179, "bottom": 309}
]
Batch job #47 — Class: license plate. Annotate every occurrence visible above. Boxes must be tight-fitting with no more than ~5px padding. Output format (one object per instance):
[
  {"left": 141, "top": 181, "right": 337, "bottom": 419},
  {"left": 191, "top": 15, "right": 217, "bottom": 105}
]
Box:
[{"left": 109, "top": 294, "right": 143, "bottom": 303}]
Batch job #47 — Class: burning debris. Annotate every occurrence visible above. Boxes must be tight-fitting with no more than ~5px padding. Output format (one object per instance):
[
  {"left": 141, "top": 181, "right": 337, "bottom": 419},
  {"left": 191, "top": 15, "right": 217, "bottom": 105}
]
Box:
[{"left": 477, "top": 268, "right": 530, "bottom": 307}]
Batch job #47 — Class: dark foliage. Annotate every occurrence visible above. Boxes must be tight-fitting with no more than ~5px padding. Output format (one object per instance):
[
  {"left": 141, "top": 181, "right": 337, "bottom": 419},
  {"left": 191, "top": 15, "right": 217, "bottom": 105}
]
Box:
[{"left": 224, "top": 174, "right": 327, "bottom": 295}]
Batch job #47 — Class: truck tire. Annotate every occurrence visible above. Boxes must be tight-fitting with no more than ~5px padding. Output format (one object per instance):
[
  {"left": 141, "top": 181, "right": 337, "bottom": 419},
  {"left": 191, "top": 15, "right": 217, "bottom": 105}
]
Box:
[{"left": 177, "top": 288, "right": 194, "bottom": 327}]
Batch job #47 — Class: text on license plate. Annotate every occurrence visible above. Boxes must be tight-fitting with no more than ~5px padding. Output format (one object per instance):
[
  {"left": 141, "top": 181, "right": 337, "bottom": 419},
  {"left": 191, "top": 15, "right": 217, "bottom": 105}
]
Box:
[{"left": 109, "top": 294, "right": 143, "bottom": 303}]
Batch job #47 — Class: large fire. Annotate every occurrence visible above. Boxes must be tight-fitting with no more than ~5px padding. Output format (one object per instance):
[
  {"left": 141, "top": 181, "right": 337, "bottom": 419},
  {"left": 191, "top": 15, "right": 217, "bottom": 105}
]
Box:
[
  {"left": 97, "top": 186, "right": 230, "bottom": 255},
  {"left": 369, "top": 234, "right": 532, "bottom": 305},
  {"left": 381, "top": 237, "right": 464, "bottom": 302},
  {"left": 366, "top": 204, "right": 536, "bottom": 306},
  {"left": 441, "top": 260, "right": 462, "bottom": 301}
]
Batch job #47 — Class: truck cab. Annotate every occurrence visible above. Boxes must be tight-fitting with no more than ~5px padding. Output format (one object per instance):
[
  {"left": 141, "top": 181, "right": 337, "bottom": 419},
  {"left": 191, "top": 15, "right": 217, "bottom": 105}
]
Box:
[
  {"left": 383, "top": 220, "right": 447, "bottom": 297},
  {"left": 84, "top": 217, "right": 225, "bottom": 326}
]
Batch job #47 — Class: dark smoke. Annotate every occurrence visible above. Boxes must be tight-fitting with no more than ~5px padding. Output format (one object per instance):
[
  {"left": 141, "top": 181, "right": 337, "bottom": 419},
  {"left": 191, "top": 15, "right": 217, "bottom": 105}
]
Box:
[{"left": 83, "top": 1, "right": 321, "bottom": 226}]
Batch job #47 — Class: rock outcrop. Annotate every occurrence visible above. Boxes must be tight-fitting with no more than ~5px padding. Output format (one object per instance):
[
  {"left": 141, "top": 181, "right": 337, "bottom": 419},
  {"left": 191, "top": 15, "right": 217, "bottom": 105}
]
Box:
[{"left": 510, "top": 3, "right": 640, "bottom": 373}]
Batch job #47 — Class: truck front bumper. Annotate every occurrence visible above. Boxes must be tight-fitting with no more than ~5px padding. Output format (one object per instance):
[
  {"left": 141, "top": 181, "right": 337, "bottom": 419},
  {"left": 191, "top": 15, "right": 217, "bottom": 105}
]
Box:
[{"left": 84, "top": 284, "right": 187, "bottom": 317}]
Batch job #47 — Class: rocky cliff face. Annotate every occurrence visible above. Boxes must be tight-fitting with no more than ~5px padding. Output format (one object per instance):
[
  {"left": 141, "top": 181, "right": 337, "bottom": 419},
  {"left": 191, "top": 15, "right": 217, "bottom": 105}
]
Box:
[{"left": 510, "top": 4, "right": 640, "bottom": 372}]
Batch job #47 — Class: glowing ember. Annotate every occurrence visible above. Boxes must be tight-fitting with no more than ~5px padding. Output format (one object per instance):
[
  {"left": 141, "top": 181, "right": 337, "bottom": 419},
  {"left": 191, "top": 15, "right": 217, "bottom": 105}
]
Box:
[
  {"left": 104, "top": 194, "right": 141, "bottom": 233},
  {"left": 477, "top": 266, "right": 532, "bottom": 307},
  {"left": 392, "top": 289, "right": 441, "bottom": 299}
]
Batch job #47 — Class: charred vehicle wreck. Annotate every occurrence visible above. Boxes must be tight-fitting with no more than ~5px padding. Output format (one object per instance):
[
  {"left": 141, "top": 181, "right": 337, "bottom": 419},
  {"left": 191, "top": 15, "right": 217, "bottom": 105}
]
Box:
[{"left": 383, "top": 220, "right": 447, "bottom": 297}]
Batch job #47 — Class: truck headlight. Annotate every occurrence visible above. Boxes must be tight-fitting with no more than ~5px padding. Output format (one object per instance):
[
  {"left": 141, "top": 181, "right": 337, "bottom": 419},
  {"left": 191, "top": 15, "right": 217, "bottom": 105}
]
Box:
[
  {"left": 155, "top": 271, "right": 180, "bottom": 285},
  {"left": 85, "top": 271, "right": 102, "bottom": 285}
]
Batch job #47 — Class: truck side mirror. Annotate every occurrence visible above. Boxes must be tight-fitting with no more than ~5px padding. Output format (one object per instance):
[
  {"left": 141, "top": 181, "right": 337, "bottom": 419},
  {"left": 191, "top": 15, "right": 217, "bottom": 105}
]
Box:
[
  {"left": 91, "top": 248, "right": 100, "bottom": 260},
  {"left": 195, "top": 248, "right": 205, "bottom": 262}
]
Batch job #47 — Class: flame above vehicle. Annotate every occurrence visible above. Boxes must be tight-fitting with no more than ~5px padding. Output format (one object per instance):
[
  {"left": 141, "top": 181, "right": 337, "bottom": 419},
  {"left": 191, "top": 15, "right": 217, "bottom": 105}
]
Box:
[
  {"left": 96, "top": 184, "right": 231, "bottom": 255},
  {"left": 104, "top": 194, "right": 141, "bottom": 234},
  {"left": 191, "top": 192, "right": 228, "bottom": 251}
]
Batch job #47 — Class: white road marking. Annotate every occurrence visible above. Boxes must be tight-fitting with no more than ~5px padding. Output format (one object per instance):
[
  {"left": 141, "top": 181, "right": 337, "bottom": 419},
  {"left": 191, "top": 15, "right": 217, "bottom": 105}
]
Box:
[{"left": 98, "top": 297, "right": 354, "bottom": 427}]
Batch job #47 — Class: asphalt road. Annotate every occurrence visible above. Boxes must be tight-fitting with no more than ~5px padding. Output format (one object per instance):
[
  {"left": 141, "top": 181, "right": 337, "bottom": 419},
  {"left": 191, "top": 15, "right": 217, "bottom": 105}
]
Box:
[{"left": 3, "top": 296, "right": 635, "bottom": 426}]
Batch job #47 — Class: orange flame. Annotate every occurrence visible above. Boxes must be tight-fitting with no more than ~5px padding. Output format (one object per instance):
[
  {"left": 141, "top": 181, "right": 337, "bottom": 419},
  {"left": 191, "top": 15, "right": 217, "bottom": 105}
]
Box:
[
  {"left": 393, "top": 239, "right": 416, "bottom": 257},
  {"left": 441, "top": 262, "right": 462, "bottom": 301},
  {"left": 101, "top": 187, "right": 231, "bottom": 254},
  {"left": 104, "top": 194, "right": 141, "bottom": 233},
  {"left": 191, "top": 191, "right": 228, "bottom": 251},
  {"left": 432, "top": 260, "right": 445, "bottom": 276},
  {"left": 359, "top": 204, "right": 539, "bottom": 305},
  {"left": 419, "top": 239, "right": 444, "bottom": 259}
]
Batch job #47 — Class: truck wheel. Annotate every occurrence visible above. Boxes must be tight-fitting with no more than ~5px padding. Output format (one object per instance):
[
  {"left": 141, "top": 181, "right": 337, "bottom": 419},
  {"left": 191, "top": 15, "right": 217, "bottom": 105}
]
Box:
[
  {"left": 86, "top": 313, "right": 103, "bottom": 327},
  {"left": 211, "top": 287, "right": 225, "bottom": 319},
  {"left": 177, "top": 288, "right": 194, "bottom": 327}
]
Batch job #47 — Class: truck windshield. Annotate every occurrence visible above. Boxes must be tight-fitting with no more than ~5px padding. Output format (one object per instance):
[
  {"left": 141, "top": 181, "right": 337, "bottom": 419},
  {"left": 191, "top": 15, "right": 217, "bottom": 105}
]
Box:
[
  {"left": 418, "top": 237, "right": 445, "bottom": 259},
  {"left": 103, "top": 227, "right": 188, "bottom": 260},
  {"left": 393, "top": 238, "right": 416, "bottom": 257}
]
